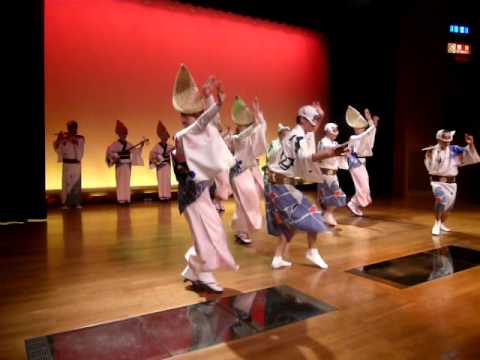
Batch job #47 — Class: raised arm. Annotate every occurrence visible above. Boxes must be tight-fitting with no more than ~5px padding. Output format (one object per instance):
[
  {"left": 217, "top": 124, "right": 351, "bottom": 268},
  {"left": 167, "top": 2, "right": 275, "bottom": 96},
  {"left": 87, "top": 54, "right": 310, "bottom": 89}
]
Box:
[
  {"left": 191, "top": 76, "right": 226, "bottom": 131},
  {"left": 461, "top": 134, "right": 480, "bottom": 166},
  {"left": 312, "top": 144, "right": 348, "bottom": 162}
]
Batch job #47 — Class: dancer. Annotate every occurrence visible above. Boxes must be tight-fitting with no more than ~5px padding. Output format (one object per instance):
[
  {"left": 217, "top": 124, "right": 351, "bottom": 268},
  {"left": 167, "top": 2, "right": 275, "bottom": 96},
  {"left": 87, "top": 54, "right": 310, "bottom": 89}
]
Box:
[
  {"left": 229, "top": 96, "right": 267, "bottom": 245},
  {"left": 265, "top": 103, "right": 347, "bottom": 269},
  {"left": 53, "top": 120, "right": 85, "bottom": 209},
  {"left": 149, "top": 121, "right": 174, "bottom": 200},
  {"left": 423, "top": 130, "right": 479, "bottom": 235},
  {"left": 171, "top": 64, "right": 238, "bottom": 293},
  {"left": 345, "top": 106, "right": 379, "bottom": 216},
  {"left": 106, "top": 121, "right": 145, "bottom": 204},
  {"left": 316, "top": 123, "right": 348, "bottom": 226},
  {"left": 210, "top": 116, "right": 233, "bottom": 213},
  {"left": 266, "top": 123, "right": 291, "bottom": 165}
]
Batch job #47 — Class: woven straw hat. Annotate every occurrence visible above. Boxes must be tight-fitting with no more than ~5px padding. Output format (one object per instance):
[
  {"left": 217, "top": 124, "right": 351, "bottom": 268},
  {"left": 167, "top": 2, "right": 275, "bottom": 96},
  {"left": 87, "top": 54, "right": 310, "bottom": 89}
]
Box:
[
  {"left": 172, "top": 64, "right": 205, "bottom": 115},
  {"left": 346, "top": 105, "right": 368, "bottom": 129},
  {"left": 231, "top": 96, "right": 254, "bottom": 126}
]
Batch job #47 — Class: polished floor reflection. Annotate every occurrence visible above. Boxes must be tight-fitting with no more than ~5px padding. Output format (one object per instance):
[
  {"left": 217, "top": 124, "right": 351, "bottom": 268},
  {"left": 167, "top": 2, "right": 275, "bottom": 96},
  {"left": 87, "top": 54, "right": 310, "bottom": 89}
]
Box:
[
  {"left": 25, "top": 286, "right": 335, "bottom": 360},
  {"left": 5, "top": 198, "right": 480, "bottom": 360},
  {"left": 349, "top": 245, "right": 480, "bottom": 288}
]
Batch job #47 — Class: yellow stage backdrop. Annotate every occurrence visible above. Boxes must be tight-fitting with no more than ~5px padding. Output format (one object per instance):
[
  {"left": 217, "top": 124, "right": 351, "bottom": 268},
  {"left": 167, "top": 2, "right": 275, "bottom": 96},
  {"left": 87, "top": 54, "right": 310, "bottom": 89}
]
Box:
[{"left": 45, "top": 0, "right": 330, "bottom": 190}]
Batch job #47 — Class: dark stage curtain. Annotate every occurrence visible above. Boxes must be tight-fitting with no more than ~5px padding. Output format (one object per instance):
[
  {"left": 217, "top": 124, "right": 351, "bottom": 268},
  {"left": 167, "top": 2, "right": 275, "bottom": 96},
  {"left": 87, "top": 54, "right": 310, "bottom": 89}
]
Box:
[{"left": 1, "top": 1, "right": 46, "bottom": 223}]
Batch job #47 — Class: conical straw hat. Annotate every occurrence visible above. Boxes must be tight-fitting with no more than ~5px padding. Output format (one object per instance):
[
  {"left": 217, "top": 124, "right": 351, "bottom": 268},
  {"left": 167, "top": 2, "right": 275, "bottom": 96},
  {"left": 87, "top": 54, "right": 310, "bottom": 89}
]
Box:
[
  {"left": 346, "top": 105, "right": 368, "bottom": 129},
  {"left": 231, "top": 96, "right": 254, "bottom": 126},
  {"left": 172, "top": 64, "right": 205, "bottom": 115},
  {"left": 115, "top": 120, "right": 128, "bottom": 136},
  {"left": 156, "top": 120, "right": 170, "bottom": 141}
]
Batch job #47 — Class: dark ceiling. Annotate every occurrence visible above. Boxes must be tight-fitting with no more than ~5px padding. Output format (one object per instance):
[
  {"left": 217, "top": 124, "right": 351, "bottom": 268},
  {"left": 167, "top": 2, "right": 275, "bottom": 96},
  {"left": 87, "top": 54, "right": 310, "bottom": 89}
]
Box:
[
  {"left": 170, "top": 0, "right": 475, "bottom": 34},
  {"left": 174, "top": 0, "right": 412, "bottom": 31}
]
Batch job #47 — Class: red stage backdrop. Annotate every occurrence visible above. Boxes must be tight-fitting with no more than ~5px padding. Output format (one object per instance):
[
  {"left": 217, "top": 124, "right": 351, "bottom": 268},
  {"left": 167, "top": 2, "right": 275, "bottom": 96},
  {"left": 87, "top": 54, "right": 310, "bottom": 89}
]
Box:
[{"left": 45, "top": 0, "right": 329, "bottom": 190}]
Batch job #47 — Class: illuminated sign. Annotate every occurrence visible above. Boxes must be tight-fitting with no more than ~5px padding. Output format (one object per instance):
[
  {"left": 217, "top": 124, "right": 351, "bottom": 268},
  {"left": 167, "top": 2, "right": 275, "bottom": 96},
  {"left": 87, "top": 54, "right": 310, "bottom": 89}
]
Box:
[
  {"left": 449, "top": 25, "right": 469, "bottom": 34},
  {"left": 447, "top": 42, "right": 471, "bottom": 54}
]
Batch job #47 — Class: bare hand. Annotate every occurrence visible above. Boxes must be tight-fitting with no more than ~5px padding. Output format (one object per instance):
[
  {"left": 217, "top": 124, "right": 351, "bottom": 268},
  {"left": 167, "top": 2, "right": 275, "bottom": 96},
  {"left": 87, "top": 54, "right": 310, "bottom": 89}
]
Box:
[
  {"left": 465, "top": 133, "right": 474, "bottom": 144},
  {"left": 312, "top": 101, "right": 325, "bottom": 118},
  {"left": 426, "top": 150, "right": 432, "bottom": 160},
  {"left": 215, "top": 79, "right": 226, "bottom": 106},
  {"left": 252, "top": 97, "right": 262, "bottom": 122},
  {"left": 333, "top": 143, "right": 348, "bottom": 156},
  {"left": 365, "top": 108, "right": 380, "bottom": 127},
  {"left": 364, "top": 108, "right": 372, "bottom": 122},
  {"left": 202, "top": 76, "right": 216, "bottom": 98}
]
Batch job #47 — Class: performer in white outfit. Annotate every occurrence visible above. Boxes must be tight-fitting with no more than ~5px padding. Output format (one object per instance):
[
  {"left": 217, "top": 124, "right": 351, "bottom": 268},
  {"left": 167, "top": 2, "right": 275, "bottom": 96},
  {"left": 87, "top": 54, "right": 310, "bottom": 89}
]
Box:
[
  {"left": 228, "top": 96, "right": 268, "bottom": 245},
  {"left": 172, "top": 64, "right": 238, "bottom": 293},
  {"left": 423, "top": 130, "right": 479, "bottom": 235},
  {"left": 265, "top": 103, "right": 347, "bottom": 269},
  {"left": 210, "top": 114, "right": 233, "bottom": 213},
  {"left": 149, "top": 121, "right": 174, "bottom": 200},
  {"left": 266, "top": 123, "right": 291, "bottom": 165},
  {"left": 106, "top": 121, "right": 145, "bottom": 204},
  {"left": 53, "top": 120, "right": 85, "bottom": 209},
  {"left": 345, "top": 106, "right": 379, "bottom": 216},
  {"left": 316, "top": 123, "right": 348, "bottom": 226}
]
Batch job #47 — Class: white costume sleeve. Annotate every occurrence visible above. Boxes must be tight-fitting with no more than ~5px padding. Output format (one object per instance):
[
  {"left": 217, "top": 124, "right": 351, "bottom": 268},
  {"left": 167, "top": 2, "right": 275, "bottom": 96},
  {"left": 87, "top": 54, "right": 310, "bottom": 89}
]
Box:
[
  {"left": 251, "top": 112, "right": 268, "bottom": 158},
  {"left": 349, "top": 124, "right": 377, "bottom": 157},
  {"left": 175, "top": 99, "right": 236, "bottom": 182},
  {"left": 130, "top": 144, "right": 144, "bottom": 166},
  {"left": 424, "top": 148, "right": 435, "bottom": 173},
  {"left": 231, "top": 123, "right": 257, "bottom": 141},
  {"left": 106, "top": 142, "right": 119, "bottom": 168},
  {"left": 296, "top": 132, "right": 324, "bottom": 182},
  {"left": 459, "top": 144, "right": 480, "bottom": 167},
  {"left": 317, "top": 137, "right": 347, "bottom": 170},
  {"left": 149, "top": 145, "right": 160, "bottom": 169},
  {"left": 78, "top": 137, "right": 85, "bottom": 160},
  {"left": 55, "top": 141, "right": 64, "bottom": 162}
]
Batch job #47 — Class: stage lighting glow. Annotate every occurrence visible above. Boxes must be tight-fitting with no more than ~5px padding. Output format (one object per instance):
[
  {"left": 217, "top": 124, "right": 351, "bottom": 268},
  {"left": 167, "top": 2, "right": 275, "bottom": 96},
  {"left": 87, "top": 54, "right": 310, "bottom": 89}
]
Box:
[{"left": 45, "top": 0, "right": 329, "bottom": 191}]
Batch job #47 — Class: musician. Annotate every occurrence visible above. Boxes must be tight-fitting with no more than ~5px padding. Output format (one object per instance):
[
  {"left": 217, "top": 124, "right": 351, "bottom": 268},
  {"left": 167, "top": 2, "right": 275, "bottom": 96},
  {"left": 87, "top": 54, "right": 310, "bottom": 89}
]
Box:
[
  {"left": 106, "top": 120, "right": 145, "bottom": 204},
  {"left": 149, "top": 121, "right": 174, "bottom": 200},
  {"left": 53, "top": 120, "right": 85, "bottom": 209}
]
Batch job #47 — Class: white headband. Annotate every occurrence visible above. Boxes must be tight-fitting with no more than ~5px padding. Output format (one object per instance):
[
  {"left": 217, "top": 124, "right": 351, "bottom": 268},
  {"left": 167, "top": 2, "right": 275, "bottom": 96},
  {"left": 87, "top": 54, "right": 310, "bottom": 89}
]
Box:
[
  {"left": 436, "top": 129, "right": 455, "bottom": 141},
  {"left": 324, "top": 123, "right": 338, "bottom": 134},
  {"left": 297, "top": 105, "right": 320, "bottom": 125}
]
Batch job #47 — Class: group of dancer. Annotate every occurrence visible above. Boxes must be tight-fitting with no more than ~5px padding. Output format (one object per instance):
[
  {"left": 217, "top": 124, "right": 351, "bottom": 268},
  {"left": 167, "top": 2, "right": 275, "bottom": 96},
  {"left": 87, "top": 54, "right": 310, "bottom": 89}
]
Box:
[{"left": 54, "top": 64, "right": 479, "bottom": 293}]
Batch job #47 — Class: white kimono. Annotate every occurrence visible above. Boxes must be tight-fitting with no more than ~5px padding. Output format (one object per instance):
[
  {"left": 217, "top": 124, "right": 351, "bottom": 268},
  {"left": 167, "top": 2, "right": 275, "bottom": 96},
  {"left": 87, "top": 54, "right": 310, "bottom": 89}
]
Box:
[
  {"left": 55, "top": 136, "right": 85, "bottom": 206},
  {"left": 106, "top": 140, "right": 144, "bottom": 203},
  {"left": 316, "top": 137, "right": 348, "bottom": 208},
  {"left": 348, "top": 122, "right": 377, "bottom": 164},
  {"left": 424, "top": 143, "right": 480, "bottom": 213},
  {"left": 174, "top": 99, "right": 238, "bottom": 273},
  {"left": 149, "top": 143, "right": 174, "bottom": 200},
  {"left": 266, "top": 139, "right": 282, "bottom": 166},
  {"left": 210, "top": 112, "right": 233, "bottom": 201},
  {"left": 228, "top": 113, "right": 268, "bottom": 234},
  {"left": 268, "top": 125, "right": 324, "bottom": 182},
  {"left": 175, "top": 103, "right": 236, "bottom": 183},
  {"left": 347, "top": 122, "right": 377, "bottom": 207}
]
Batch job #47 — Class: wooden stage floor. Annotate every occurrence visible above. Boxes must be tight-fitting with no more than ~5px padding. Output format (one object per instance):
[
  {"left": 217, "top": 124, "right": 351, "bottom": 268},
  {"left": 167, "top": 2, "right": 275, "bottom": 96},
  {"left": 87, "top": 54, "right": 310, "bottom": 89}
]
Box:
[{"left": 1, "top": 194, "right": 480, "bottom": 359}]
